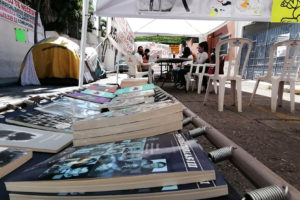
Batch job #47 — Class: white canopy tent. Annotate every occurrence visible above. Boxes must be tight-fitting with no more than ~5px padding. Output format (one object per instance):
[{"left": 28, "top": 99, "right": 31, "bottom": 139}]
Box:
[
  {"left": 78, "top": 0, "right": 275, "bottom": 87},
  {"left": 126, "top": 18, "right": 227, "bottom": 37}
]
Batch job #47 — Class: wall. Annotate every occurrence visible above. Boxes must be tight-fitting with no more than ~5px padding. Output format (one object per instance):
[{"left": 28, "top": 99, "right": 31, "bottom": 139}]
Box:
[
  {"left": 0, "top": 19, "right": 44, "bottom": 78},
  {"left": 206, "top": 21, "right": 236, "bottom": 59}
]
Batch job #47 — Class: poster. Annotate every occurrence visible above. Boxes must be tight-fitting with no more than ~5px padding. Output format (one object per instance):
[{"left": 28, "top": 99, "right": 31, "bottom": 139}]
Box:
[
  {"left": 210, "top": 0, "right": 232, "bottom": 17},
  {"left": 271, "top": 0, "right": 300, "bottom": 22},
  {"left": 137, "top": 0, "right": 193, "bottom": 14},
  {"left": 236, "top": 0, "right": 264, "bottom": 15},
  {"left": 0, "top": 0, "right": 43, "bottom": 31}
]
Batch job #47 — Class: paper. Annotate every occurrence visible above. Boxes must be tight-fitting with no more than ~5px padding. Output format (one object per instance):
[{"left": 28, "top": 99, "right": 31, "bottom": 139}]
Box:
[
  {"left": 210, "top": 0, "right": 232, "bottom": 17},
  {"left": 236, "top": 0, "right": 263, "bottom": 15},
  {"left": 15, "top": 28, "right": 26, "bottom": 42},
  {"left": 271, "top": 0, "right": 300, "bottom": 22}
]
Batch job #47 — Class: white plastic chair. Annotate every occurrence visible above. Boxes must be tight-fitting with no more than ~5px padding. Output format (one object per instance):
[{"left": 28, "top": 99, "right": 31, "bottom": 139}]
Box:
[
  {"left": 203, "top": 38, "right": 253, "bottom": 112},
  {"left": 193, "top": 63, "right": 218, "bottom": 94},
  {"left": 249, "top": 40, "right": 300, "bottom": 113},
  {"left": 124, "top": 54, "right": 153, "bottom": 83},
  {"left": 185, "top": 65, "right": 199, "bottom": 92}
]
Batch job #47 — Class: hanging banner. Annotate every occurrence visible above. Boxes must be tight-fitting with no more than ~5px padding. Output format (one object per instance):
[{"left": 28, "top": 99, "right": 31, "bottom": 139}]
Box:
[
  {"left": 0, "top": 0, "right": 43, "bottom": 31},
  {"left": 110, "top": 17, "right": 135, "bottom": 54},
  {"left": 271, "top": 0, "right": 300, "bottom": 22},
  {"left": 96, "top": 0, "right": 273, "bottom": 22}
]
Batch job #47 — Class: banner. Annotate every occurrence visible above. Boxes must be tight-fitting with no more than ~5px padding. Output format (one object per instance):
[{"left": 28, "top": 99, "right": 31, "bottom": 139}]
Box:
[
  {"left": 0, "top": 0, "right": 43, "bottom": 31},
  {"left": 110, "top": 17, "right": 135, "bottom": 54},
  {"left": 271, "top": 0, "right": 300, "bottom": 23},
  {"left": 96, "top": 0, "right": 273, "bottom": 22}
]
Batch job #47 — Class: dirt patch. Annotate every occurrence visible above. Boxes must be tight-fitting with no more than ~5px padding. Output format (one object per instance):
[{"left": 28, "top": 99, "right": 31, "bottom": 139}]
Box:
[{"left": 163, "top": 83, "right": 300, "bottom": 196}]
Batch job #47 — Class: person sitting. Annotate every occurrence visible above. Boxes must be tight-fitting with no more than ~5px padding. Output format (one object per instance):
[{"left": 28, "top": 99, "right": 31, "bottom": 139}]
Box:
[
  {"left": 143, "top": 48, "right": 150, "bottom": 63},
  {"left": 173, "top": 47, "right": 194, "bottom": 89},
  {"left": 195, "top": 41, "right": 210, "bottom": 91}
]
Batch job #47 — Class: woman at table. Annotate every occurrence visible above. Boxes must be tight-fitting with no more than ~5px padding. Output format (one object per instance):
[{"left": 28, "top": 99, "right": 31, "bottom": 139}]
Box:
[
  {"left": 196, "top": 41, "right": 210, "bottom": 91},
  {"left": 174, "top": 46, "right": 194, "bottom": 89}
]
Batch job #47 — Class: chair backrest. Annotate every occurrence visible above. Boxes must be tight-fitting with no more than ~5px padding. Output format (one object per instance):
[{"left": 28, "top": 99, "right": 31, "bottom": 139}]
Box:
[
  {"left": 214, "top": 38, "right": 253, "bottom": 79},
  {"left": 124, "top": 54, "right": 140, "bottom": 76},
  {"left": 267, "top": 40, "right": 300, "bottom": 80}
]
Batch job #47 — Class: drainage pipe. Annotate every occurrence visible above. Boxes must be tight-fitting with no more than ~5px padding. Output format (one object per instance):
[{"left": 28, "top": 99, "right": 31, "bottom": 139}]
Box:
[{"left": 183, "top": 107, "right": 300, "bottom": 200}]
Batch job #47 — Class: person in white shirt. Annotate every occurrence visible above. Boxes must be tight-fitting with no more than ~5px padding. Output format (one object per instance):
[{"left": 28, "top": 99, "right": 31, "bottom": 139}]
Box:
[{"left": 134, "top": 46, "right": 144, "bottom": 72}]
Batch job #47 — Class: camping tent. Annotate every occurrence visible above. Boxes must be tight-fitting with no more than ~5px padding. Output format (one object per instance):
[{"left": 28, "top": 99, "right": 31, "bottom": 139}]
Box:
[{"left": 20, "top": 37, "right": 100, "bottom": 86}]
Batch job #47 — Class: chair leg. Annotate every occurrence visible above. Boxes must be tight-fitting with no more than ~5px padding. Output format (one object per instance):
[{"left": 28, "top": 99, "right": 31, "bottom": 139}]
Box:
[
  {"left": 271, "top": 79, "right": 280, "bottom": 112},
  {"left": 185, "top": 74, "right": 189, "bottom": 91},
  {"left": 290, "top": 81, "right": 295, "bottom": 113},
  {"left": 249, "top": 79, "right": 260, "bottom": 106},
  {"left": 213, "top": 79, "right": 218, "bottom": 94},
  {"left": 218, "top": 78, "right": 226, "bottom": 112},
  {"left": 231, "top": 80, "right": 236, "bottom": 106},
  {"left": 197, "top": 75, "right": 204, "bottom": 94},
  {"left": 236, "top": 79, "right": 242, "bottom": 112},
  {"left": 278, "top": 81, "right": 284, "bottom": 107},
  {"left": 204, "top": 78, "right": 213, "bottom": 105}
]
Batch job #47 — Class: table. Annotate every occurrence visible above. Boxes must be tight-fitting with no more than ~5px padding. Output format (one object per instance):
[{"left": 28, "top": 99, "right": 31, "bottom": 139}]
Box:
[{"left": 155, "top": 58, "right": 193, "bottom": 87}]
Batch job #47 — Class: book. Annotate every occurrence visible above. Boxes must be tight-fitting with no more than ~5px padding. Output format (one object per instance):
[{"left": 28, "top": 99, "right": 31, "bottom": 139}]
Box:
[
  {"left": 0, "top": 124, "right": 72, "bottom": 153},
  {"left": 54, "top": 96, "right": 104, "bottom": 110},
  {"left": 73, "top": 101, "right": 183, "bottom": 131},
  {"left": 73, "top": 119, "right": 183, "bottom": 146},
  {"left": 90, "top": 83, "right": 118, "bottom": 90},
  {"left": 8, "top": 170, "right": 227, "bottom": 200},
  {"left": 81, "top": 89, "right": 116, "bottom": 99},
  {"left": 5, "top": 132, "right": 216, "bottom": 193},
  {"left": 65, "top": 92, "right": 111, "bottom": 104},
  {"left": 74, "top": 112, "right": 182, "bottom": 140},
  {"left": 35, "top": 102, "right": 101, "bottom": 119},
  {"left": 0, "top": 148, "right": 32, "bottom": 178},
  {"left": 5, "top": 110, "right": 73, "bottom": 133},
  {"left": 114, "top": 89, "right": 155, "bottom": 100},
  {"left": 120, "top": 78, "right": 148, "bottom": 88},
  {"left": 115, "top": 84, "right": 155, "bottom": 95},
  {"left": 87, "top": 86, "right": 117, "bottom": 93},
  {"left": 105, "top": 96, "right": 154, "bottom": 110}
]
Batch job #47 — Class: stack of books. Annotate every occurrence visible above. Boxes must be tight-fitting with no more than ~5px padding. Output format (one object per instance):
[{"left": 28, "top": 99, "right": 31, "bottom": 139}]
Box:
[
  {"left": 120, "top": 78, "right": 148, "bottom": 88},
  {"left": 5, "top": 132, "right": 228, "bottom": 200},
  {"left": 72, "top": 100, "right": 183, "bottom": 147}
]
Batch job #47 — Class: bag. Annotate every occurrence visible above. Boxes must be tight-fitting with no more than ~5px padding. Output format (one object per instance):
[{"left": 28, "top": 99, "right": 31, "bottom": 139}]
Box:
[{"left": 207, "top": 67, "right": 215, "bottom": 74}]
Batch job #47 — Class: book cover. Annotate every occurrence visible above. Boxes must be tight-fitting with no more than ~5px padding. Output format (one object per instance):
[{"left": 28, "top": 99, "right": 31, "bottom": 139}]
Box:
[
  {"left": 0, "top": 124, "right": 72, "bottom": 153},
  {"left": 0, "top": 147, "right": 32, "bottom": 178},
  {"left": 9, "top": 170, "right": 227, "bottom": 200},
  {"left": 35, "top": 102, "right": 101, "bottom": 119},
  {"left": 115, "top": 84, "right": 155, "bottom": 95},
  {"left": 5, "top": 132, "right": 215, "bottom": 193},
  {"left": 87, "top": 86, "right": 117, "bottom": 93},
  {"left": 82, "top": 89, "right": 116, "bottom": 99},
  {"left": 54, "top": 97, "right": 104, "bottom": 110},
  {"left": 65, "top": 92, "right": 111, "bottom": 103},
  {"left": 91, "top": 83, "right": 118, "bottom": 89},
  {"left": 114, "top": 89, "right": 155, "bottom": 99},
  {"left": 106, "top": 97, "right": 154, "bottom": 110},
  {"left": 5, "top": 110, "right": 73, "bottom": 133}
]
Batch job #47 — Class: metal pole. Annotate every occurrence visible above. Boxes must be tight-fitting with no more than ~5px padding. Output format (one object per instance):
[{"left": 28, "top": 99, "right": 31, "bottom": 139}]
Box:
[
  {"left": 78, "top": 0, "right": 89, "bottom": 88},
  {"left": 182, "top": 107, "right": 300, "bottom": 200}
]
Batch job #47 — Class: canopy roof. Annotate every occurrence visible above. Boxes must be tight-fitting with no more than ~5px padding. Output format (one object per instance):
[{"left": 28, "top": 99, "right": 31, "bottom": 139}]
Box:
[{"left": 126, "top": 18, "right": 227, "bottom": 37}]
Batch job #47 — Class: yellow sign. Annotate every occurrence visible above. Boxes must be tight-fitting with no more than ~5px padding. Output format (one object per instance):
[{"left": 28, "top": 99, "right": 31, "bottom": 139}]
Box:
[
  {"left": 169, "top": 44, "right": 180, "bottom": 54},
  {"left": 271, "top": 0, "right": 300, "bottom": 22}
]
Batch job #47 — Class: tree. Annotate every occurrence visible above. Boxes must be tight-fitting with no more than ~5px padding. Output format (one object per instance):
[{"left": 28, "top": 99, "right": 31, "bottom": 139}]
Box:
[{"left": 22, "top": 0, "right": 95, "bottom": 39}]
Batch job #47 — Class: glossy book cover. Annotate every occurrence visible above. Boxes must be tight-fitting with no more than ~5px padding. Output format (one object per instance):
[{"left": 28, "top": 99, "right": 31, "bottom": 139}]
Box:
[
  {"left": 115, "top": 84, "right": 155, "bottom": 95},
  {"left": 54, "top": 97, "right": 104, "bottom": 110},
  {"left": 0, "top": 148, "right": 30, "bottom": 168},
  {"left": 5, "top": 110, "right": 73, "bottom": 133},
  {"left": 6, "top": 132, "right": 215, "bottom": 185},
  {"left": 82, "top": 89, "right": 116, "bottom": 99},
  {"left": 66, "top": 92, "right": 111, "bottom": 103}
]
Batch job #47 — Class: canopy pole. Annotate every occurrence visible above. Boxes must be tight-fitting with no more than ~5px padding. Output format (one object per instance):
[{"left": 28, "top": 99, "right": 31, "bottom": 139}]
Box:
[{"left": 78, "top": 0, "right": 89, "bottom": 88}]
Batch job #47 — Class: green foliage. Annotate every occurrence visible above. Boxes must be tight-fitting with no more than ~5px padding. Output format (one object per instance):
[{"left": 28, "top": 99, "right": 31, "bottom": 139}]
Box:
[
  {"left": 21, "top": 0, "right": 95, "bottom": 39},
  {"left": 135, "top": 36, "right": 198, "bottom": 44}
]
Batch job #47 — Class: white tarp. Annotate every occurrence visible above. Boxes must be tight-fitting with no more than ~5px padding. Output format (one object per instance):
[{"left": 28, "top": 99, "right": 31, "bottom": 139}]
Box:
[
  {"left": 95, "top": 0, "right": 273, "bottom": 22},
  {"left": 126, "top": 18, "right": 226, "bottom": 37}
]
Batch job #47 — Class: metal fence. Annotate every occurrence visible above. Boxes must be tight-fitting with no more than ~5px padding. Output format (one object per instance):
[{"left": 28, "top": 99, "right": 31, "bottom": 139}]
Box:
[{"left": 242, "top": 23, "right": 300, "bottom": 80}]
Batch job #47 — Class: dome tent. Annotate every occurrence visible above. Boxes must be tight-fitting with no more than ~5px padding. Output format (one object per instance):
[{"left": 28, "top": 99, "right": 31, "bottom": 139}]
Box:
[{"left": 20, "top": 37, "right": 97, "bottom": 86}]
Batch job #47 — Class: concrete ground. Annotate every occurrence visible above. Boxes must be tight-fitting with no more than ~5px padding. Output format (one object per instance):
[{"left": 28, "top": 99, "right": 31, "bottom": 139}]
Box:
[{"left": 0, "top": 75, "right": 299, "bottom": 195}]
